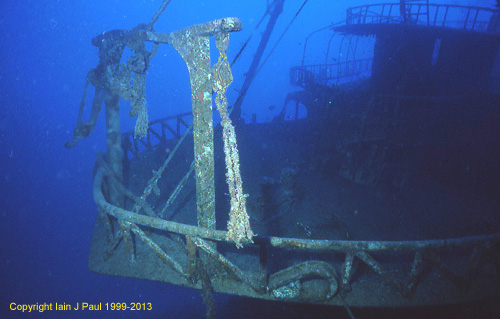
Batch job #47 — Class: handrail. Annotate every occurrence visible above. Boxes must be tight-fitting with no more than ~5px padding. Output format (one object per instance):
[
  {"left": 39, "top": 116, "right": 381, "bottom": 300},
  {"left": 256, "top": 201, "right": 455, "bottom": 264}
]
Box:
[
  {"left": 122, "top": 112, "right": 192, "bottom": 160},
  {"left": 346, "top": 2, "right": 499, "bottom": 34},
  {"left": 290, "top": 58, "right": 373, "bottom": 88},
  {"left": 94, "top": 165, "right": 500, "bottom": 252}
]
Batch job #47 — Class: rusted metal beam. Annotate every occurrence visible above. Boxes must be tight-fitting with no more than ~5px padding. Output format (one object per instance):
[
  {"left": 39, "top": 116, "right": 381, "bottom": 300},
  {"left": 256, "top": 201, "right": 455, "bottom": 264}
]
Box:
[
  {"left": 95, "top": 166, "right": 500, "bottom": 252},
  {"left": 140, "top": 18, "right": 242, "bottom": 232}
]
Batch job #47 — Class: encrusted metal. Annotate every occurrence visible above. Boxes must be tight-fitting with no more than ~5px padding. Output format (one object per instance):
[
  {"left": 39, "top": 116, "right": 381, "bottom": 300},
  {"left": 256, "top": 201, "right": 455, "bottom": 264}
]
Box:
[{"left": 80, "top": 1, "right": 500, "bottom": 313}]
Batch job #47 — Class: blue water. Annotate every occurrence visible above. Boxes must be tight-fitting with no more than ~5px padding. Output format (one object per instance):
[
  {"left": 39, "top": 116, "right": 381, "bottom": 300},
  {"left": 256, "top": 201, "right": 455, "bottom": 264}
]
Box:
[{"left": 1, "top": 0, "right": 498, "bottom": 318}]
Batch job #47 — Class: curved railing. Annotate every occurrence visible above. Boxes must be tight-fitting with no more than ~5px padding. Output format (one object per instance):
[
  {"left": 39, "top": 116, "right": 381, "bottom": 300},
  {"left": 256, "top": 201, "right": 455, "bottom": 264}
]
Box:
[
  {"left": 122, "top": 112, "right": 192, "bottom": 160},
  {"left": 290, "top": 58, "right": 373, "bottom": 88},
  {"left": 88, "top": 4, "right": 500, "bottom": 309},
  {"left": 94, "top": 102, "right": 500, "bottom": 306},
  {"left": 93, "top": 158, "right": 500, "bottom": 306},
  {"left": 347, "top": 2, "right": 500, "bottom": 33}
]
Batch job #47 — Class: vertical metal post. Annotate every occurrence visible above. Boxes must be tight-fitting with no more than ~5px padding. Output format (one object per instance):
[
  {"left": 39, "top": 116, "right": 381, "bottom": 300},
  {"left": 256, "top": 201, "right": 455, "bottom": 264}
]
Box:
[
  {"left": 191, "top": 59, "right": 216, "bottom": 231},
  {"left": 464, "top": 7, "right": 471, "bottom": 29},
  {"left": 434, "top": 6, "right": 439, "bottom": 26},
  {"left": 171, "top": 33, "right": 216, "bottom": 231},
  {"left": 104, "top": 91, "right": 124, "bottom": 207},
  {"left": 426, "top": 0, "right": 430, "bottom": 26},
  {"left": 141, "top": 17, "right": 243, "bottom": 237},
  {"left": 230, "top": 0, "right": 284, "bottom": 121},
  {"left": 443, "top": 7, "right": 449, "bottom": 27}
]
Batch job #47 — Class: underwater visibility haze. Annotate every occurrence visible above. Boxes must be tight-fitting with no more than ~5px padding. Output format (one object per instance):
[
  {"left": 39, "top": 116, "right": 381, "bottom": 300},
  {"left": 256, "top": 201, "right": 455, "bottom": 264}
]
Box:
[{"left": 1, "top": 0, "right": 500, "bottom": 318}]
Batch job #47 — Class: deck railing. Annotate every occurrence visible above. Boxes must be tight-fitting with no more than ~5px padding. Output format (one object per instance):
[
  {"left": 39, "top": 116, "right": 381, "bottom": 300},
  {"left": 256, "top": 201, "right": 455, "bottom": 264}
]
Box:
[
  {"left": 347, "top": 3, "right": 500, "bottom": 33},
  {"left": 122, "top": 112, "right": 192, "bottom": 162},
  {"left": 290, "top": 58, "right": 373, "bottom": 88}
]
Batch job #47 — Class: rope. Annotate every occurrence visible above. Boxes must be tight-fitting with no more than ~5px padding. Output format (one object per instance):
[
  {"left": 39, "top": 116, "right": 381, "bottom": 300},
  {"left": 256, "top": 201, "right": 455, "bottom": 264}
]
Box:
[
  {"left": 148, "top": 0, "right": 173, "bottom": 30},
  {"left": 214, "top": 32, "right": 254, "bottom": 248},
  {"left": 231, "top": 7, "right": 271, "bottom": 67},
  {"left": 229, "top": 0, "right": 309, "bottom": 118},
  {"left": 255, "top": 0, "right": 310, "bottom": 75}
]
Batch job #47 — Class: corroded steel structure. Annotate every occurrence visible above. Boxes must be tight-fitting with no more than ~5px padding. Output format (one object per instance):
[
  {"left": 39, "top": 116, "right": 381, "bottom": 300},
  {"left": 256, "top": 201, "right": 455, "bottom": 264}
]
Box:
[{"left": 69, "top": 2, "right": 500, "bottom": 318}]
